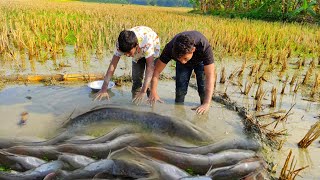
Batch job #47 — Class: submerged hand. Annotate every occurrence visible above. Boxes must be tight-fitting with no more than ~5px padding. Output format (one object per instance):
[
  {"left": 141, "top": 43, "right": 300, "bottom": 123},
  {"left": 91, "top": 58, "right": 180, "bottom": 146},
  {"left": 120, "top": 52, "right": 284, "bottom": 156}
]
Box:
[
  {"left": 148, "top": 92, "right": 164, "bottom": 106},
  {"left": 132, "top": 92, "right": 146, "bottom": 105},
  {"left": 94, "top": 89, "right": 110, "bottom": 101},
  {"left": 191, "top": 103, "right": 210, "bottom": 115}
]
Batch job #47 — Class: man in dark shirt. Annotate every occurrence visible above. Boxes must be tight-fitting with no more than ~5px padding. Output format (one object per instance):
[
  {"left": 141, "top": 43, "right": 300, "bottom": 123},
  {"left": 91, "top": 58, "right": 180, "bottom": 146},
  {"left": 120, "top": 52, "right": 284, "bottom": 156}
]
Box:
[{"left": 148, "top": 31, "right": 216, "bottom": 114}]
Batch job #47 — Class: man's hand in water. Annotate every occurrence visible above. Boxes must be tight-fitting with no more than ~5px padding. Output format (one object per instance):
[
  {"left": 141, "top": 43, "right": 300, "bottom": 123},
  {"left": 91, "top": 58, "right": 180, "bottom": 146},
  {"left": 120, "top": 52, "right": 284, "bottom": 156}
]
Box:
[
  {"left": 132, "top": 92, "right": 146, "bottom": 105},
  {"left": 94, "top": 89, "right": 110, "bottom": 101},
  {"left": 148, "top": 91, "right": 164, "bottom": 106},
  {"left": 191, "top": 103, "right": 210, "bottom": 115}
]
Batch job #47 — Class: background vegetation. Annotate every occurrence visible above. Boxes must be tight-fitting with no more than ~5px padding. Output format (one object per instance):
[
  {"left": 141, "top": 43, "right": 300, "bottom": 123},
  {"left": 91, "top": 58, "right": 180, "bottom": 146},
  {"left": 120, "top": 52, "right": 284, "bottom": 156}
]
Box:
[
  {"left": 0, "top": 0, "right": 318, "bottom": 67},
  {"left": 190, "top": 0, "right": 320, "bottom": 23},
  {"left": 79, "top": 0, "right": 192, "bottom": 7}
]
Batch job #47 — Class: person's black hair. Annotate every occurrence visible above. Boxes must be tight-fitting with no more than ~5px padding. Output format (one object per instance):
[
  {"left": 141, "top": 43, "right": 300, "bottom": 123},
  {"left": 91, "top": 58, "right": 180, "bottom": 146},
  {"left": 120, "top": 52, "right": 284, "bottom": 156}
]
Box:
[
  {"left": 172, "top": 34, "right": 195, "bottom": 59},
  {"left": 118, "top": 30, "right": 138, "bottom": 53}
]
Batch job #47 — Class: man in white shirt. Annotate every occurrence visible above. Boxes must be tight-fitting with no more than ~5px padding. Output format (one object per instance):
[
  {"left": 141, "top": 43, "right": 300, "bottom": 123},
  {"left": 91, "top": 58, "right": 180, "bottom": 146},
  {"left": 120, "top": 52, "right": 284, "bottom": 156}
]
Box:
[{"left": 95, "top": 26, "right": 160, "bottom": 105}]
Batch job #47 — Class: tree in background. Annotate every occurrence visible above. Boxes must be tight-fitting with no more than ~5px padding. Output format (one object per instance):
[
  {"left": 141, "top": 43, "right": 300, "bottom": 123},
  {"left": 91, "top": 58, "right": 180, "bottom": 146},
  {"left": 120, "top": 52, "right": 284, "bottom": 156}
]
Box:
[{"left": 189, "top": 0, "right": 320, "bottom": 22}]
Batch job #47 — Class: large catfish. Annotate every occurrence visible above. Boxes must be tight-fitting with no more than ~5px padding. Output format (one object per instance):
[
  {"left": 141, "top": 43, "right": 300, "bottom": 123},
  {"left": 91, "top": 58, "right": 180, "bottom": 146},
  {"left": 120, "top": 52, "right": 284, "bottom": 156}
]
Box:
[{"left": 62, "top": 107, "right": 211, "bottom": 142}]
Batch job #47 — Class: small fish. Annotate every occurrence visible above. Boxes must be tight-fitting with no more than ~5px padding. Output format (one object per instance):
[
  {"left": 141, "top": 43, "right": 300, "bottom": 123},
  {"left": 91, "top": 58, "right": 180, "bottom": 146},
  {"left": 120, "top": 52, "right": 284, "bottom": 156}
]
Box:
[{"left": 18, "top": 112, "right": 29, "bottom": 126}]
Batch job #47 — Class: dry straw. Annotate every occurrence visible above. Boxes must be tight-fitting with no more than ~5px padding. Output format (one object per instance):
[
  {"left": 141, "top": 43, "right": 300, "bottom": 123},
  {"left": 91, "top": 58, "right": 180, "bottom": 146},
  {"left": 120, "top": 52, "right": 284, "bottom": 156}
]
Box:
[
  {"left": 281, "top": 75, "right": 289, "bottom": 94},
  {"left": 302, "top": 67, "right": 313, "bottom": 85},
  {"left": 255, "top": 87, "right": 266, "bottom": 111},
  {"left": 279, "top": 150, "right": 308, "bottom": 180},
  {"left": 270, "top": 86, "right": 277, "bottom": 108},
  {"left": 298, "top": 121, "right": 320, "bottom": 148},
  {"left": 237, "top": 58, "right": 246, "bottom": 76},
  {"left": 0, "top": 0, "right": 319, "bottom": 69},
  {"left": 220, "top": 67, "right": 226, "bottom": 84},
  {"left": 249, "top": 63, "right": 258, "bottom": 76},
  {"left": 243, "top": 79, "right": 254, "bottom": 95},
  {"left": 290, "top": 71, "right": 299, "bottom": 86},
  {"left": 228, "top": 67, "right": 240, "bottom": 81}
]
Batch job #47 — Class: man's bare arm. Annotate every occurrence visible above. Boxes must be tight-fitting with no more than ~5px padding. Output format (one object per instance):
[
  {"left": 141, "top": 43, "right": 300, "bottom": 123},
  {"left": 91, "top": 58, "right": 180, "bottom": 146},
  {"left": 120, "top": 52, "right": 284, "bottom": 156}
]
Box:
[
  {"left": 140, "top": 56, "right": 154, "bottom": 93},
  {"left": 203, "top": 63, "right": 216, "bottom": 105}
]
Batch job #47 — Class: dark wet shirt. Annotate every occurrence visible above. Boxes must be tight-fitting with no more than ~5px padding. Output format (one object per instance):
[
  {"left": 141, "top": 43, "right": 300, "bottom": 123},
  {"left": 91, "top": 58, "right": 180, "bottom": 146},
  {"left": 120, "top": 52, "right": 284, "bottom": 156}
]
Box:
[{"left": 160, "top": 31, "right": 214, "bottom": 67}]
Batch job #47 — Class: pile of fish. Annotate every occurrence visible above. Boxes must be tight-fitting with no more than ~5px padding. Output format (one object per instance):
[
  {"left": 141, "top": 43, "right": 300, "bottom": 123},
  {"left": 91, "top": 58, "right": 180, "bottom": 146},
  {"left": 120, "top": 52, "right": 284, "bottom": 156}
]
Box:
[{"left": 0, "top": 107, "right": 270, "bottom": 180}]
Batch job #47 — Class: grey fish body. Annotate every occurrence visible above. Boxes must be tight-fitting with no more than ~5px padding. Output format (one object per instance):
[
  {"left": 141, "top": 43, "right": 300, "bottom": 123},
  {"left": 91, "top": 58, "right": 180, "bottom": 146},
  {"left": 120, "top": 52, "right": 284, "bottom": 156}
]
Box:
[
  {"left": 62, "top": 159, "right": 114, "bottom": 179},
  {"left": 55, "top": 159, "right": 150, "bottom": 179},
  {"left": 164, "top": 137, "right": 261, "bottom": 154},
  {"left": 95, "top": 159, "right": 151, "bottom": 179},
  {"left": 142, "top": 158, "right": 189, "bottom": 180},
  {"left": 66, "top": 125, "right": 138, "bottom": 144},
  {"left": 22, "top": 131, "right": 73, "bottom": 146},
  {"left": 0, "top": 150, "right": 46, "bottom": 171},
  {"left": 57, "top": 134, "right": 148, "bottom": 158},
  {"left": 5, "top": 145, "right": 60, "bottom": 160},
  {"left": 179, "top": 176, "right": 212, "bottom": 180},
  {"left": 58, "top": 153, "right": 95, "bottom": 170},
  {"left": 0, "top": 160, "right": 64, "bottom": 180},
  {"left": 66, "top": 135, "right": 95, "bottom": 142},
  {"left": 63, "top": 107, "right": 210, "bottom": 142},
  {"left": 208, "top": 158, "right": 267, "bottom": 179},
  {"left": 127, "top": 147, "right": 190, "bottom": 180},
  {"left": 0, "top": 139, "right": 19, "bottom": 149},
  {"left": 133, "top": 147, "right": 257, "bottom": 174},
  {"left": 0, "top": 132, "right": 73, "bottom": 149}
]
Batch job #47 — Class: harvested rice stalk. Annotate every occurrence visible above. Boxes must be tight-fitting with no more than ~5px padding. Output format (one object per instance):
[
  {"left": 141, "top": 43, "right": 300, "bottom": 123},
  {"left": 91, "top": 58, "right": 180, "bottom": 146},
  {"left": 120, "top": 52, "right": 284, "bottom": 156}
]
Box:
[
  {"left": 256, "top": 110, "right": 286, "bottom": 118},
  {"left": 290, "top": 71, "right": 299, "bottom": 86},
  {"left": 237, "top": 58, "right": 246, "bottom": 76},
  {"left": 257, "top": 61, "right": 264, "bottom": 72},
  {"left": 220, "top": 67, "right": 226, "bottom": 84},
  {"left": 298, "top": 121, "right": 320, "bottom": 148},
  {"left": 243, "top": 80, "right": 254, "bottom": 95},
  {"left": 274, "top": 103, "right": 296, "bottom": 129},
  {"left": 302, "top": 57, "right": 306, "bottom": 66},
  {"left": 277, "top": 139, "right": 285, "bottom": 150},
  {"left": 214, "top": 70, "right": 218, "bottom": 91},
  {"left": 228, "top": 67, "right": 240, "bottom": 81},
  {"left": 310, "top": 58, "right": 316, "bottom": 69},
  {"left": 302, "top": 67, "right": 313, "bottom": 85},
  {"left": 281, "top": 75, "right": 289, "bottom": 94},
  {"left": 297, "top": 59, "right": 303, "bottom": 69},
  {"left": 255, "top": 88, "right": 266, "bottom": 111},
  {"left": 310, "top": 78, "right": 318, "bottom": 98},
  {"left": 281, "top": 58, "right": 288, "bottom": 72},
  {"left": 249, "top": 63, "right": 259, "bottom": 76},
  {"left": 255, "top": 80, "right": 263, "bottom": 100},
  {"left": 279, "top": 150, "right": 308, "bottom": 180},
  {"left": 265, "top": 129, "right": 287, "bottom": 142},
  {"left": 271, "top": 87, "right": 277, "bottom": 108},
  {"left": 294, "top": 81, "right": 300, "bottom": 93}
]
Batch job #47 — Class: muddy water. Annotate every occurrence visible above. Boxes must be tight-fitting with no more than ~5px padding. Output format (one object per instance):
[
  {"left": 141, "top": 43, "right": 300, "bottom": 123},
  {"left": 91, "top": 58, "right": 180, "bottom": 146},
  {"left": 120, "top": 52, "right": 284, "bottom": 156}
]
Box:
[
  {"left": 215, "top": 58, "right": 320, "bottom": 179},
  {"left": 1, "top": 53, "right": 320, "bottom": 179},
  {"left": 0, "top": 81, "right": 245, "bottom": 142}
]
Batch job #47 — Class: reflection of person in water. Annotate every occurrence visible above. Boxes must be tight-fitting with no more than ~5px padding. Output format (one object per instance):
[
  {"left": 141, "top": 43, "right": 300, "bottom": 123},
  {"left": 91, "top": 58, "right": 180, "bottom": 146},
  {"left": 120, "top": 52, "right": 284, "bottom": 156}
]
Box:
[
  {"left": 149, "top": 31, "right": 215, "bottom": 115},
  {"left": 94, "top": 26, "right": 160, "bottom": 105}
]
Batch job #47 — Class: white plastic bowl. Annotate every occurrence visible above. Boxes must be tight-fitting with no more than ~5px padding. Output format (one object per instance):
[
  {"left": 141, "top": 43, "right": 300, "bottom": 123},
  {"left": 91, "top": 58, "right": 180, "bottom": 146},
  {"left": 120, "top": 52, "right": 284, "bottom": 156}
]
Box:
[{"left": 87, "top": 80, "right": 115, "bottom": 92}]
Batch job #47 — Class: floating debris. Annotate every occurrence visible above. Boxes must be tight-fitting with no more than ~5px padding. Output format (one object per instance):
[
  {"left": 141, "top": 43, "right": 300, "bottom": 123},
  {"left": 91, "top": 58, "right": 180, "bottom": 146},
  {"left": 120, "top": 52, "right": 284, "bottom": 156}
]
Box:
[{"left": 18, "top": 111, "right": 29, "bottom": 126}]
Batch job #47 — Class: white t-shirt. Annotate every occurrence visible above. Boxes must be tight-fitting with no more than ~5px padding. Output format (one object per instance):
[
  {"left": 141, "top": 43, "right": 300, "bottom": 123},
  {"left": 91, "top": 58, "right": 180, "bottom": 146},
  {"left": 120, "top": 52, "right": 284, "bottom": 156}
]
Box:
[{"left": 114, "top": 26, "right": 160, "bottom": 62}]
